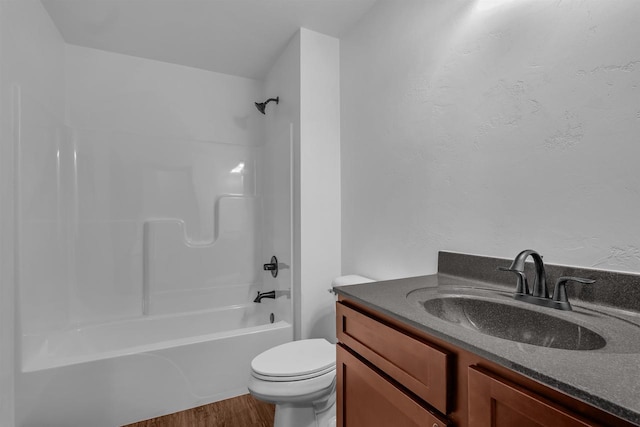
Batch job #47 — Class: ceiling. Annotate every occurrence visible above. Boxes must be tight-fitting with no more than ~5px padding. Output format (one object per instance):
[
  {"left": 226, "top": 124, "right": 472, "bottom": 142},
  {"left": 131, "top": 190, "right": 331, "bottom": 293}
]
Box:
[{"left": 40, "top": 0, "right": 378, "bottom": 80}]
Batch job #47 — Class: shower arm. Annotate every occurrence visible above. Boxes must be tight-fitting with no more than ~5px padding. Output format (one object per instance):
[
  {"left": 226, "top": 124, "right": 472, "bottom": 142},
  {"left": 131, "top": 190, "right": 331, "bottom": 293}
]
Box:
[{"left": 255, "top": 96, "right": 280, "bottom": 114}]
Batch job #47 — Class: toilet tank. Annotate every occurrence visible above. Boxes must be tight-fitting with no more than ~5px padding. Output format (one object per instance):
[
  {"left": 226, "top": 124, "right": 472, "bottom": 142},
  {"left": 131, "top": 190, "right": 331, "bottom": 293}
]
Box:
[
  {"left": 322, "top": 275, "right": 374, "bottom": 344},
  {"left": 331, "top": 275, "right": 375, "bottom": 288}
]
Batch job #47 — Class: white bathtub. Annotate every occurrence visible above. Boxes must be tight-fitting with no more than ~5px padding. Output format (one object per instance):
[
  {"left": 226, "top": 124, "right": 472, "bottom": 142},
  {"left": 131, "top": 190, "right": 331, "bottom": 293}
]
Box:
[{"left": 16, "top": 304, "right": 292, "bottom": 427}]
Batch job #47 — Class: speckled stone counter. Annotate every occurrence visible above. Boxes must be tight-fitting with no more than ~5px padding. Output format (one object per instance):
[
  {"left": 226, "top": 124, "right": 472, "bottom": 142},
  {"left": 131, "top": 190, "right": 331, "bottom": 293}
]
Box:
[{"left": 334, "top": 251, "right": 640, "bottom": 425}]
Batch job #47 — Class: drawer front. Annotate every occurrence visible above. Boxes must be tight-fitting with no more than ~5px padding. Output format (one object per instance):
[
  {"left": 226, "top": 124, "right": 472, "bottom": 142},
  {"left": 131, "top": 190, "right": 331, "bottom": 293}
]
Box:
[
  {"left": 337, "top": 302, "right": 450, "bottom": 414},
  {"left": 337, "top": 345, "right": 448, "bottom": 427}
]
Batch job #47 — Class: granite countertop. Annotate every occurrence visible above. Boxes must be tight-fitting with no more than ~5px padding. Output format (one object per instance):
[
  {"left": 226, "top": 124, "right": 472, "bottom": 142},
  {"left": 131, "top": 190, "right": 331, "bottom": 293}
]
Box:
[{"left": 333, "top": 252, "right": 640, "bottom": 425}]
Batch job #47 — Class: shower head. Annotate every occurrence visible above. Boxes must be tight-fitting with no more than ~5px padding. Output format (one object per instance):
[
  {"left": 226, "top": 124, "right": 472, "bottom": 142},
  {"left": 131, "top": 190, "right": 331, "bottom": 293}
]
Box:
[{"left": 255, "top": 97, "right": 279, "bottom": 114}]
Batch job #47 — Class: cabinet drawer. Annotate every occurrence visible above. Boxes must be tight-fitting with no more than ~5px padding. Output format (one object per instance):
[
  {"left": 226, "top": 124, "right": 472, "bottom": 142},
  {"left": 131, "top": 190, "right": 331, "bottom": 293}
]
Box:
[
  {"left": 336, "top": 302, "right": 450, "bottom": 414},
  {"left": 337, "top": 345, "right": 448, "bottom": 427}
]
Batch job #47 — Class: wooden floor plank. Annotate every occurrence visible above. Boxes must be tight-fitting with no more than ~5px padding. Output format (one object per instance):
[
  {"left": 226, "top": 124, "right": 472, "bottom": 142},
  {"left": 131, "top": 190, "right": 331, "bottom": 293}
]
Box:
[{"left": 123, "top": 394, "right": 275, "bottom": 427}]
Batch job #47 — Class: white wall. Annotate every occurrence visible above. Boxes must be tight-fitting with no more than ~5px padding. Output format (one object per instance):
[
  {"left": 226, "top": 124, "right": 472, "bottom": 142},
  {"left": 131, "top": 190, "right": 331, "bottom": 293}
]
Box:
[
  {"left": 0, "top": 1, "right": 67, "bottom": 425},
  {"left": 263, "top": 28, "right": 341, "bottom": 341},
  {"left": 65, "top": 44, "right": 264, "bottom": 144},
  {"left": 299, "top": 29, "right": 341, "bottom": 341},
  {"left": 341, "top": 0, "right": 640, "bottom": 279}
]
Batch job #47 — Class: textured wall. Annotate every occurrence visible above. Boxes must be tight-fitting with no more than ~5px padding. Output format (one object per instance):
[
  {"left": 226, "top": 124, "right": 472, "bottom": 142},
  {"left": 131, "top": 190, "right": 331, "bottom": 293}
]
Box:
[{"left": 341, "top": 0, "right": 640, "bottom": 279}]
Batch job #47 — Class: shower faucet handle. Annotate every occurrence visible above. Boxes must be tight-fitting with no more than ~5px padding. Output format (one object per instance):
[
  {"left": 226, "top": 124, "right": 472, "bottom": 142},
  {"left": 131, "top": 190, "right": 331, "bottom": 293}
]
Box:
[{"left": 263, "top": 255, "right": 279, "bottom": 278}]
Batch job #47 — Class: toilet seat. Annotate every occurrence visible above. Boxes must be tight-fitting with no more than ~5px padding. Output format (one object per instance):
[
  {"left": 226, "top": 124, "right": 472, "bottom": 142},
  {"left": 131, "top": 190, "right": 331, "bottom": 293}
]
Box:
[
  {"left": 248, "top": 369, "right": 336, "bottom": 404},
  {"left": 252, "top": 364, "right": 335, "bottom": 382},
  {"left": 251, "top": 339, "right": 335, "bottom": 382},
  {"left": 248, "top": 339, "right": 337, "bottom": 405}
]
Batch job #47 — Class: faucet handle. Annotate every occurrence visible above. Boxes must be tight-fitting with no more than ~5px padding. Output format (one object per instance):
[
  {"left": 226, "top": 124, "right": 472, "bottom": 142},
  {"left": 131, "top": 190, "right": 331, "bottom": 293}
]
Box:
[
  {"left": 552, "top": 276, "right": 596, "bottom": 304},
  {"left": 497, "top": 266, "right": 530, "bottom": 295}
]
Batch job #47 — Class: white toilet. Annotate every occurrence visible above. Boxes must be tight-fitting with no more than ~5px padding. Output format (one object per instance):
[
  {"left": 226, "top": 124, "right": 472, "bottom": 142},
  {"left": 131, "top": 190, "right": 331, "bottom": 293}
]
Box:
[{"left": 248, "top": 275, "right": 373, "bottom": 427}]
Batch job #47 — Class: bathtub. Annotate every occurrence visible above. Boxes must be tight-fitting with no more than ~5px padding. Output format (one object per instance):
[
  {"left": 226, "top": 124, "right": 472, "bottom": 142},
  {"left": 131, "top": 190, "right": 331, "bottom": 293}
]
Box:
[{"left": 16, "top": 304, "right": 292, "bottom": 427}]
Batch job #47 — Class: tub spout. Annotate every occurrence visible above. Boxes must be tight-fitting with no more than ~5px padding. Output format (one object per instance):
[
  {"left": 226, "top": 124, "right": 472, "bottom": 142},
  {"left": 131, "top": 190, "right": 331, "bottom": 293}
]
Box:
[
  {"left": 253, "top": 290, "right": 290, "bottom": 303},
  {"left": 253, "top": 290, "right": 276, "bottom": 303}
]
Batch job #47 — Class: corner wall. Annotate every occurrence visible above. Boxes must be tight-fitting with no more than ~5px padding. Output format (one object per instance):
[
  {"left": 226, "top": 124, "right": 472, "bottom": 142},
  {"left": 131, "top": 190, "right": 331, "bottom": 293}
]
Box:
[
  {"left": 341, "top": 0, "right": 640, "bottom": 278},
  {"left": 264, "top": 28, "right": 341, "bottom": 341},
  {"left": 299, "top": 29, "right": 341, "bottom": 341}
]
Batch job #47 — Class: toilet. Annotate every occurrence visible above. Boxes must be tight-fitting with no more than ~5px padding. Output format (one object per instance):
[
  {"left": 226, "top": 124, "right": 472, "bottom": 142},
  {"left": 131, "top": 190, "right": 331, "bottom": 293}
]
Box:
[{"left": 248, "top": 275, "right": 374, "bottom": 427}]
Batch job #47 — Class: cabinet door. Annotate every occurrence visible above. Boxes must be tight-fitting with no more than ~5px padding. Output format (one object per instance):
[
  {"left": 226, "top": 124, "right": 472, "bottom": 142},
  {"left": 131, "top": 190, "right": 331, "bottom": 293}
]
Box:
[
  {"left": 337, "top": 345, "right": 448, "bottom": 427},
  {"left": 468, "top": 366, "right": 600, "bottom": 427}
]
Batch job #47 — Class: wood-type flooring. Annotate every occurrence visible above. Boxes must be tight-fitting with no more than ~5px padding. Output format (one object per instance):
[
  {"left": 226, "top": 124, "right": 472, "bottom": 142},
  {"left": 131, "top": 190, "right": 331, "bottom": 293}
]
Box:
[{"left": 123, "top": 394, "right": 275, "bottom": 427}]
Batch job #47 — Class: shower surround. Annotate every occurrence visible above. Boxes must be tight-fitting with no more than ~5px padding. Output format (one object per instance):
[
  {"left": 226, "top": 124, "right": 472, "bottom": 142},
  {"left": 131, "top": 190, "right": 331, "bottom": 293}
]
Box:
[{"left": 13, "top": 38, "right": 293, "bottom": 426}]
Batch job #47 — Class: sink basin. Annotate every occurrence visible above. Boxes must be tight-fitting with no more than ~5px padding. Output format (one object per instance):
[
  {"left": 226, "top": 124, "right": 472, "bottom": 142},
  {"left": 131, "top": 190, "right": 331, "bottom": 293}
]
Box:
[{"left": 422, "top": 296, "right": 607, "bottom": 351}]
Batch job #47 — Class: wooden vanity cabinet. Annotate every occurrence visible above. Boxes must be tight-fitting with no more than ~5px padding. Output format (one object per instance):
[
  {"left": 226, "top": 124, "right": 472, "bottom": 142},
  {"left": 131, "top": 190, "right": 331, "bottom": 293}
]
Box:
[
  {"left": 336, "top": 297, "right": 634, "bottom": 427},
  {"left": 336, "top": 301, "right": 450, "bottom": 414},
  {"left": 468, "top": 366, "right": 595, "bottom": 427},
  {"left": 337, "top": 346, "right": 448, "bottom": 427}
]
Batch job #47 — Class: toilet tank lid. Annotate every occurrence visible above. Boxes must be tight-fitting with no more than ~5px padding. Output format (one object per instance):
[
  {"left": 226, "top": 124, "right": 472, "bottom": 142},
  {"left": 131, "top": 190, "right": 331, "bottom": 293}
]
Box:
[
  {"left": 331, "top": 275, "right": 374, "bottom": 287},
  {"left": 251, "top": 339, "right": 335, "bottom": 378}
]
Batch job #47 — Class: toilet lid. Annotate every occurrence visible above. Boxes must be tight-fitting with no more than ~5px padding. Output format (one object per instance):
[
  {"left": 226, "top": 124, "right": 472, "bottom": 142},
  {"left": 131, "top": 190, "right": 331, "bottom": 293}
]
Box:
[{"left": 251, "top": 339, "right": 335, "bottom": 381}]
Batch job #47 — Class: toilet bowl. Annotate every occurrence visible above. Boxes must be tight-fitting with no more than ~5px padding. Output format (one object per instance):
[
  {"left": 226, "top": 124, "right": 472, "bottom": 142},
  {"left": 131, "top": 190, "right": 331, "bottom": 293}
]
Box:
[
  {"left": 248, "top": 275, "right": 374, "bottom": 427},
  {"left": 248, "top": 339, "right": 337, "bottom": 427}
]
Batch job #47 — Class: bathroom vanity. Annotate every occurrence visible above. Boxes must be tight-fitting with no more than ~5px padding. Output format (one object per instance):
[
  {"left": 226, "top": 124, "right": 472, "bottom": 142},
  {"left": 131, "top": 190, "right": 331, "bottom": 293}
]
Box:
[{"left": 334, "top": 252, "right": 640, "bottom": 427}]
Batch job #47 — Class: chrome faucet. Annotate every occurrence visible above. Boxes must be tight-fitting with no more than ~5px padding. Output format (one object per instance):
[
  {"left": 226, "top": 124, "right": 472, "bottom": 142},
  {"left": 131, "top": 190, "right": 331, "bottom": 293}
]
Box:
[{"left": 498, "top": 249, "right": 594, "bottom": 311}]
